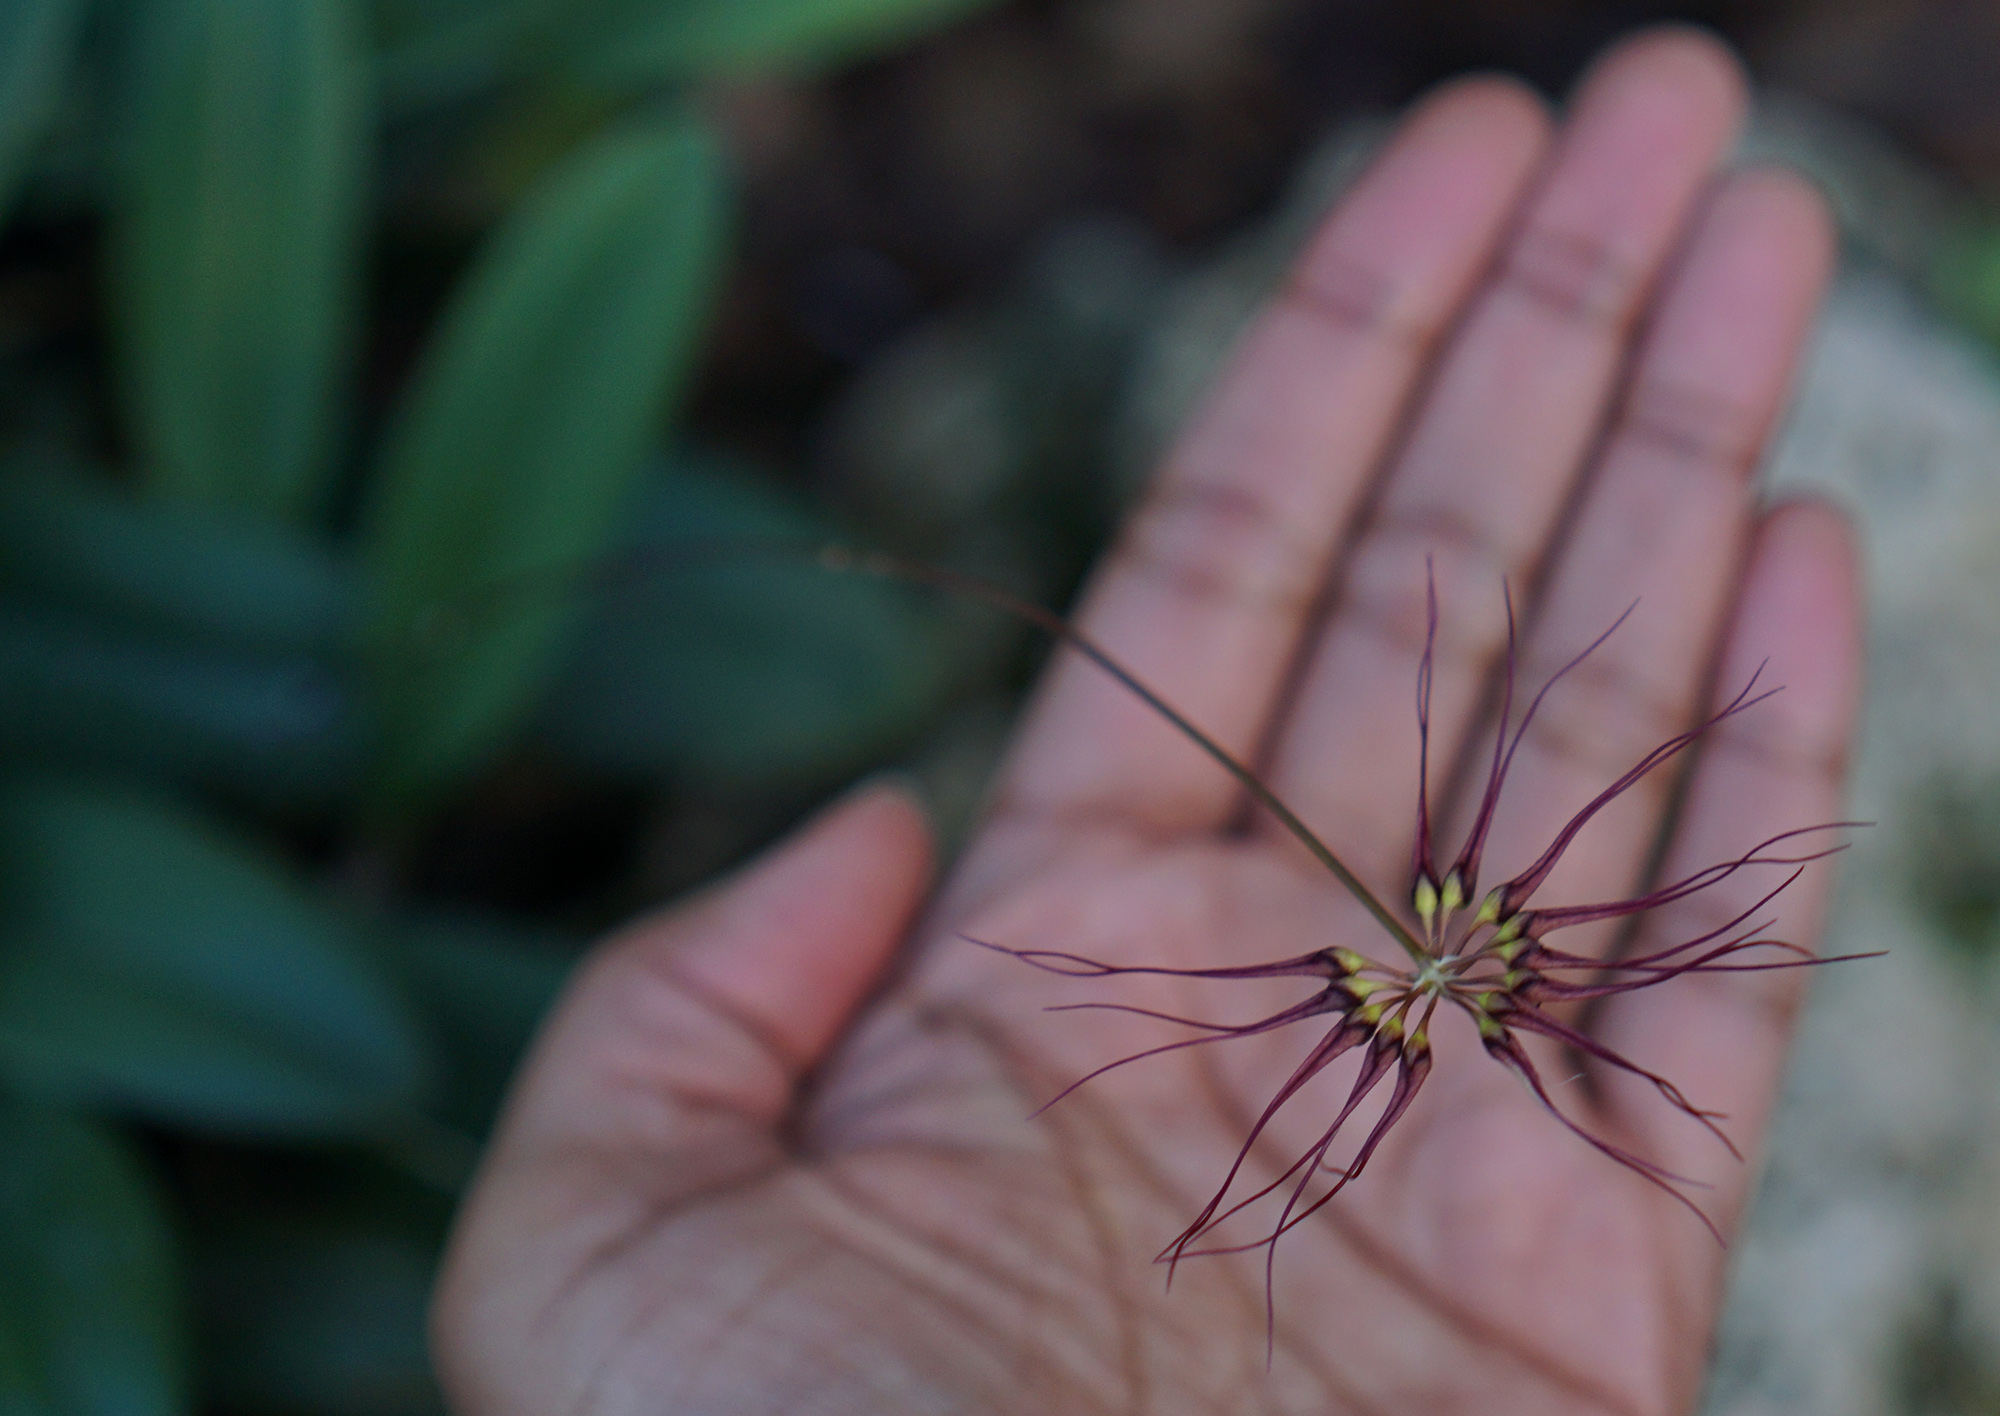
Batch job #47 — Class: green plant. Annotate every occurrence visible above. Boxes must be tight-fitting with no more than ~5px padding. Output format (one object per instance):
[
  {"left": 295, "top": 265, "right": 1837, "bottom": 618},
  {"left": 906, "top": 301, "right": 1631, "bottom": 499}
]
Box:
[{"left": 0, "top": 0, "right": 997, "bottom": 1408}]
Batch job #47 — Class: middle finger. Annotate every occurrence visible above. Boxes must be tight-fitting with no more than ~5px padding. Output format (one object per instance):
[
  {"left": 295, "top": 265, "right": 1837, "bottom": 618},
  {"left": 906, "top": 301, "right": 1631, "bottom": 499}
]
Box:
[{"left": 1259, "top": 30, "right": 1745, "bottom": 883}]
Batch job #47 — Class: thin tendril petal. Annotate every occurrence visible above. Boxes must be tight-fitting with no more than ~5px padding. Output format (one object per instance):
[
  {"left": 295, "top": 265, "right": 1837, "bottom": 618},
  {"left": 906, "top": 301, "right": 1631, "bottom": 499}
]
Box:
[
  {"left": 1497, "top": 1003, "right": 1740, "bottom": 1160},
  {"left": 1498, "top": 669, "right": 1779, "bottom": 916},
  {"left": 1529, "top": 867, "right": 1806, "bottom": 976},
  {"left": 1227, "top": 1119, "right": 1359, "bottom": 1370},
  {"left": 1171, "top": 1126, "right": 1344, "bottom": 1267},
  {"left": 1414, "top": 559, "right": 1441, "bottom": 896},
  {"left": 1174, "top": 1039, "right": 1433, "bottom": 1360},
  {"left": 1043, "top": 998, "right": 1338, "bottom": 1034},
  {"left": 1536, "top": 894, "right": 1883, "bottom": 986},
  {"left": 1531, "top": 934, "right": 1765, "bottom": 975},
  {"left": 1029, "top": 994, "right": 1346, "bottom": 1117},
  {"left": 1267, "top": 1146, "right": 1343, "bottom": 1365},
  {"left": 1521, "top": 824, "right": 1858, "bottom": 935},
  {"left": 1455, "top": 599, "right": 1637, "bottom": 899},
  {"left": 1165, "top": 1053, "right": 1394, "bottom": 1276},
  {"left": 1532, "top": 929, "right": 1884, "bottom": 990},
  {"left": 1524, "top": 846, "right": 1834, "bottom": 938},
  {"left": 1452, "top": 580, "right": 1519, "bottom": 894},
  {"left": 1170, "top": 1031, "right": 1425, "bottom": 1262},
  {"left": 1480, "top": 1029, "right": 1724, "bottom": 1246},
  {"left": 1529, "top": 922, "right": 1780, "bottom": 984},
  {"left": 963, "top": 934, "right": 1349, "bottom": 981},
  {"left": 1528, "top": 868, "right": 1800, "bottom": 980},
  {"left": 1158, "top": 1017, "right": 1377, "bottom": 1280},
  {"left": 1257, "top": 1042, "right": 1434, "bottom": 1249},
  {"left": 1263, "top": 1045, "right": 1431, "bottom": 1363},
  {"left": 1635, "top": 949, "right": 1885, "bottom": 973},
  {"left": 1526, "top": 936, "right": 1845, "bottom": 996}
]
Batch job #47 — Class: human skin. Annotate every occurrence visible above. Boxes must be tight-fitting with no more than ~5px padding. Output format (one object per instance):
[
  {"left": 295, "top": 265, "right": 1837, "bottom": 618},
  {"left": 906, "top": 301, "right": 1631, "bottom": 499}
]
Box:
[{"left": 432, "top": 27, "right": 1862, "bottom": 1416}]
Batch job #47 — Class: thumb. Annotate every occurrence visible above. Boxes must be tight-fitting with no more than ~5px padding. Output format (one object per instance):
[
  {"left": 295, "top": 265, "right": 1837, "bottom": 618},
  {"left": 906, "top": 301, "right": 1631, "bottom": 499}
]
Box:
[
  {"left": 434, "top": 781, "right": 932, "bottom": 1406},
  {"left": 482, "top": 777, "right": 934, "bottom": 1170}
]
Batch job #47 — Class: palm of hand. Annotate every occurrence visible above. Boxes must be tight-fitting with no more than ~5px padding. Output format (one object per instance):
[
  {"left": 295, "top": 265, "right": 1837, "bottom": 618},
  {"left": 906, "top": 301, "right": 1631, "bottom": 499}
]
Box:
[
  {"left": 434, "top": 29, "right": 1862, "bottom": 1416},
  {"left": 445, "top": 830, "right": 1714, "bottom": 1415},
  {"left": 800, "top": 827, "right": 1713, "bottom": 1416}
]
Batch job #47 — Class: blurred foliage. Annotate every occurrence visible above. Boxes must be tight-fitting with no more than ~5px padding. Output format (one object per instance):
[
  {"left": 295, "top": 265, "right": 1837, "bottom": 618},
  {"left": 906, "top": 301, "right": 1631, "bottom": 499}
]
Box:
[
  {"left": 112, "top": 0, "right": 364, "bottom": 523},
  {"left": 373, "top": 0, "right": 993, "bottom": 111},
  {"left": 394, "top": 910, "right": 569, "bottom": 1135},
  {"left": 0, "top": 1098, "right": 184, "bottom": 1416},
  {"left": 0, "top": 0, "right": 1009, "bottom": 1405},
  {"left": 0, "top": 468, "right": 355, "bottom": 653},
  {"left": 539, "top": 451, "right": 956, "bottom": 786},
  {"left": 1894, "top": 1278, "right": 2000, "bottom": 1416},
  {"left": 0, "top": 782, "right": 432, "bottom": 1134},
  {"left": 570, "top": 0, "right": 1002, "bottom": 85},
  {"left": 1932, "top": 224, "right": 2000, "bottom": 354},
  {"left": 1904, "top": 773, "right": 2000, "bottom": 960},
  {"left": 0, "top": 0, "right": 88, "bottom": 215},
  {"left": 359, "top": 114, "right": 726, "bottom": 822}
]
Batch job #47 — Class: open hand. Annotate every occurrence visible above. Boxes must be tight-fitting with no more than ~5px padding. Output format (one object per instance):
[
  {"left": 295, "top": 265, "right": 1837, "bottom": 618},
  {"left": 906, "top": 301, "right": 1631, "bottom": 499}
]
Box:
[{"left": 433, "top": 28, "right": 1861, "bottom": 1415}]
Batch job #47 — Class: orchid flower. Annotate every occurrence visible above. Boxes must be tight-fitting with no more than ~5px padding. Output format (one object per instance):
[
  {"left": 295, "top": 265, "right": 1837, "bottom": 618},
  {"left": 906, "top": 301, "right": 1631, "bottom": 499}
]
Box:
[{"left": 929, "top": 560, "right": 1870, "bottom": 1336}]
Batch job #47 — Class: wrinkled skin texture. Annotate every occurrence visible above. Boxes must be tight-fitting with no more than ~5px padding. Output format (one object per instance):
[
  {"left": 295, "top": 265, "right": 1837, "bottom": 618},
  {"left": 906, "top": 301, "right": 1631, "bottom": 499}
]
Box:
[{"left": 433, "top": 28, "right": 1863, "bottom": 1416}]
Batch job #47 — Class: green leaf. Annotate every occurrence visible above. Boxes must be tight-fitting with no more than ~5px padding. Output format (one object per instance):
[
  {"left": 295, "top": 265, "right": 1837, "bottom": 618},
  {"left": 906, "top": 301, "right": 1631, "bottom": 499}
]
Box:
[
  {"left": 377, "top": 0, "right": 996, "bottom": 109},
  {"left": 572, "top": 0, "right": 996, "bottom": 83},
  {"left": 1933, "top": 219, "right": 2000, "bottom": 352},
  {"left": 358, "top": 114, "right": 729, "bottom": 824},
  {"left": 0, "top": 603, "right": 357, "bottom": 802},
  {"left": 0, "top": 0, "right": 89, "bottom": 220},
  {"left": 111, "top": 0, "right": 366, "bottom": 524},
  {"left": 0, "top": 1097, "right": 187, "bottom": 1416},
  {"left": 0, "top": 783, "right": 431, "bottom": 1136},
  {"left": 539, "top": 455, "right": 951, "bottom": 786},
  {"left": 373, "top": 0, "right": 568, "bottom": 115},
  {"left": 0, "top": 469, "right": 355, "bottom": 653}
]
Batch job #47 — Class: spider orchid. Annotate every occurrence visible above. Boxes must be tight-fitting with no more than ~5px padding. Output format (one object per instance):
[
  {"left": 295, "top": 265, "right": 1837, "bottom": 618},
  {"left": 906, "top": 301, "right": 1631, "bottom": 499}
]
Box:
[
  {"left": 819, "top": 547, "right": 1868, "bottom": 1335},
  {"left": 941, "top": 565, "right": 1869, "bottom": 1326}
]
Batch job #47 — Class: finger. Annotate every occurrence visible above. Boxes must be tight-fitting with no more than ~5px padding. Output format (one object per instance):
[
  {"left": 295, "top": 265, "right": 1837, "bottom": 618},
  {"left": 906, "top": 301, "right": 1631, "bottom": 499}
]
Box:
[
  {"left": 991, "top": 76, "right": 1549, "bottom": 836},
  {"left": 485, "top": 780, "right": 933, "bottom": 1166},
  {"left": 1263, "top": 28, "right": 1746, "bottom": 883},
  {"left": 434, "top": 782, "right": 933, "bottom": 1409},
  {"left": 1448, "top": 169, "right": 1837, "bottom": 970},
  {"left": 1590, "top": 502, "right": 1861, "bottom": 1222}
]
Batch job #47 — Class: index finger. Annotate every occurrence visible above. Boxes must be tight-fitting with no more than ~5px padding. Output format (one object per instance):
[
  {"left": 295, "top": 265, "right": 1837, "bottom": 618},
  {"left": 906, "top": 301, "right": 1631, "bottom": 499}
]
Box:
[{"left": 988, "top": 77, "right": 1550, "bottom": 837}]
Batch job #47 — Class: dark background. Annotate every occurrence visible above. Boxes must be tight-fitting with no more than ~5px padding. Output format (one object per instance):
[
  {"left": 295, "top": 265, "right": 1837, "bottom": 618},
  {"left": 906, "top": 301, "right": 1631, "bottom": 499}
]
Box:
[{"left": 690, "top": 0, "right": 2000, "bottom": 460}]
